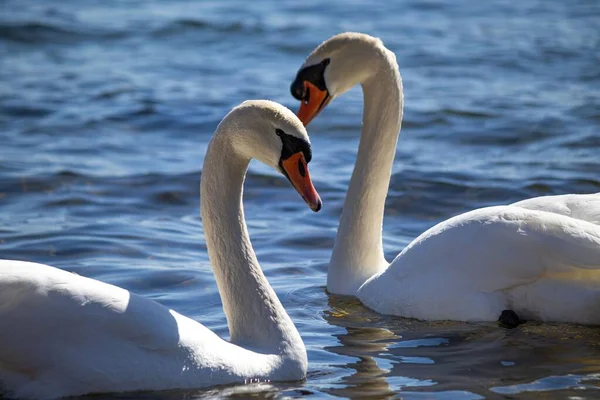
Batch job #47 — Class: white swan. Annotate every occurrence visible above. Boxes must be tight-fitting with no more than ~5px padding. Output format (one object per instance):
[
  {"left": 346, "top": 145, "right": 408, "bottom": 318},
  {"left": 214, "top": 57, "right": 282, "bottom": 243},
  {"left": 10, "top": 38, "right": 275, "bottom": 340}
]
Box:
[
  {"left": 290, "top": 32, "right": 600, "bottom": 324},
  {"left": 0, "top": 100, "right": 322, "bottom": 399}
]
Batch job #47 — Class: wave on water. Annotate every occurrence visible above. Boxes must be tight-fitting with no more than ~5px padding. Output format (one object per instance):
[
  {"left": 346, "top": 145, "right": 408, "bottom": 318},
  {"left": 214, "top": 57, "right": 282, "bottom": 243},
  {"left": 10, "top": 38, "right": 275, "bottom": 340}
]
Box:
[
  {"left": 2, "top": 0, "right": 600, "bottom": 398},
  {"left": 151, "top": 18, "right": 267, "bottom": 37},
  {"left": 0, "top": 21, "right": 127, "bottom": 44}
]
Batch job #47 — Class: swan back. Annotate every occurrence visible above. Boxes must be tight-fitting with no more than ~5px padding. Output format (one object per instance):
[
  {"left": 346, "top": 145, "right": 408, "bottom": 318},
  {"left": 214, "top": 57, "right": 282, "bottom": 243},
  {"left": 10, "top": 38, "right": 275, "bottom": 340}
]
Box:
[{"left": 512, "top": 193, "right": 600, "bottom": 225}]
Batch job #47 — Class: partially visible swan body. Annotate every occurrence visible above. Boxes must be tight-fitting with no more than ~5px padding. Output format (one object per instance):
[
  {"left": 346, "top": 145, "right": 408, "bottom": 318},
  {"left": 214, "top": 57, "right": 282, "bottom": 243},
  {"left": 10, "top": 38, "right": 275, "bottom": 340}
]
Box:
[
  {"left": 0, "top": 100, "right": 322, "bottom": 399},
  {"left": 291, "top": 32, "right": 600, "bottom": 324}
]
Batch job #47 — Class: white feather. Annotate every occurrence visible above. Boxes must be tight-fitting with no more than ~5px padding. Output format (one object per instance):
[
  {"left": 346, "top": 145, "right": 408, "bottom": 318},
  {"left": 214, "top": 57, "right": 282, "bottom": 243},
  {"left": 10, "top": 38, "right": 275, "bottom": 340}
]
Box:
[
  {"left": 302, "top": 32, "right": 600, "bottom": 323},
  {"left": 0, "top": 100, "right": 309, "bottom": 399}
]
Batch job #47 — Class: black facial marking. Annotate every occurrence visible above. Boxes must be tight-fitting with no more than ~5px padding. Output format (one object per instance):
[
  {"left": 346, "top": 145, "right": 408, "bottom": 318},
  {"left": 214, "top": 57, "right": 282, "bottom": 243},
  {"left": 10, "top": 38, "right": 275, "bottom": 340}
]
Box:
[
  {"left": 290, "top": 58, "right": 331, "bottom": 101},
  {"left": 276, "top": 129, "right": 311, "bottom": 163},
  {"left": 298, "top": 159, "right": 306, "bottom": 177}
]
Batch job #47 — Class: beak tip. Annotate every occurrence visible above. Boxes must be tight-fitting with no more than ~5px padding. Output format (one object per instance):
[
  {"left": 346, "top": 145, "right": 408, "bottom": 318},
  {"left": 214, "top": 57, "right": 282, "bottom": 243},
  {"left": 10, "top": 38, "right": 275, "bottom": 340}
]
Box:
[{"left": 311, "top": 198, "right": 322, "bottom": 212}]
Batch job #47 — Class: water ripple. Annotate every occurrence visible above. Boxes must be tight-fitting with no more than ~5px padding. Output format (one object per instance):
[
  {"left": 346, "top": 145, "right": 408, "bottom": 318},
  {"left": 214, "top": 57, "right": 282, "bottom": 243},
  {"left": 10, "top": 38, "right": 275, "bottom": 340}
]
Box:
[{"left": 1, "top": 0, "right": 600, "bottom": 398}]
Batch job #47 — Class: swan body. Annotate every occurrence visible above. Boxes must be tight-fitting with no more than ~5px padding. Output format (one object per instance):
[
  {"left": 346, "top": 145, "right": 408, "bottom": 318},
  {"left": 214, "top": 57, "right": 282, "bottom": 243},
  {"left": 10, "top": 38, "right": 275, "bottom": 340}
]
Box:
[
  {"left": 0, "top": 261, "right": 292, "bottom": 398},
  {"left": 0, "top": 100, "right": 321, "bottom": 399},
  {"left": 291, "top": 32, "right": 600, "bottom": 324},
  {"left": 360, "top": 201, "right": 600, "bottom": 323}
]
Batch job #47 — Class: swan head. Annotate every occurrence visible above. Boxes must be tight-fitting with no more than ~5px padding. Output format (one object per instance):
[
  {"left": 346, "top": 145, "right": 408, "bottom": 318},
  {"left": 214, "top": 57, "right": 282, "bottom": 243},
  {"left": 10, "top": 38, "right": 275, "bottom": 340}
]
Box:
[
  {"left": 220, "top": 100, "right": 322, "bottom": 212},
  {"left": 290, "top": 32, "right": 387, "bottom": 125}
]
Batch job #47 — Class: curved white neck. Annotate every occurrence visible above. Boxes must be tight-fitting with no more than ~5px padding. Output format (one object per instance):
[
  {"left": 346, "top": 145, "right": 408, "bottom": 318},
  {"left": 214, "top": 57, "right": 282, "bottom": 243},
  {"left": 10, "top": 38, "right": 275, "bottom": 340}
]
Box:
[
  {"left": 200, "top": 132, "right": 304, "bottom": 358},
  {"left": 327, "top": 50, "right": 403, "bottom": 295}
]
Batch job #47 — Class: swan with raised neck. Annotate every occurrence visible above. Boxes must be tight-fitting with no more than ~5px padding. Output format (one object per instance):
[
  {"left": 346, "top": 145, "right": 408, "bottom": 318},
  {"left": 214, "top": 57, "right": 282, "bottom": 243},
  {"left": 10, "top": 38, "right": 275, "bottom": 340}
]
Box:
[
  {"left": 0, "top": 100, "right": 321, "bottom": 398},
  {"left": 291, "top": 32, "right": 600, "bottom": 324},
  {"left": 292, "top": 32, "right": 403, "bottom": 295}
]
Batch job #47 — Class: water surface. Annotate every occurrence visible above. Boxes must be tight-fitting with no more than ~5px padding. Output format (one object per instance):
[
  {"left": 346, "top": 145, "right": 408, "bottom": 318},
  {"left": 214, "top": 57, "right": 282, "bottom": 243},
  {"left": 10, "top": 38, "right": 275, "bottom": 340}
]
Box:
[{"left": 1, "top": 0, "right": 600, "bottom": 398}]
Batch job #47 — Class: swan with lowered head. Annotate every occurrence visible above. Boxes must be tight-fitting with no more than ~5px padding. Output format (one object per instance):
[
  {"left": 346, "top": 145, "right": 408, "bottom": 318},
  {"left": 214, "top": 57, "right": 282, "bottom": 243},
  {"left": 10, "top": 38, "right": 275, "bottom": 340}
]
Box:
[
  {"left": 291, "top": 32, "right": 600, "bottom": 325},
  {"left": 0, "top": 100, "right": 322, "bottom": 399}
]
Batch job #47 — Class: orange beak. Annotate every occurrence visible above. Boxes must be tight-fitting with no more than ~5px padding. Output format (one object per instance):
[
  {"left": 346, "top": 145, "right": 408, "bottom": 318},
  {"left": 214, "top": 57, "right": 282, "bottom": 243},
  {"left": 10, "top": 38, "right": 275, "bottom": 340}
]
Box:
[
  {"left": 279, "top": 152, "right": 322, "bottom": 212},
  {"left": 297, "top": 81, "right": 331, "bottom": 126}
]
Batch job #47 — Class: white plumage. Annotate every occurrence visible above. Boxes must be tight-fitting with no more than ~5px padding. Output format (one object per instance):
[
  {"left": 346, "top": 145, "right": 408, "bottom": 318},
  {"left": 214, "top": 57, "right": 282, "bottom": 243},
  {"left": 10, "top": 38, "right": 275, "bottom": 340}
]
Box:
[
  {"left": 295, "top": 32, "right": 600, "bottom": 323},
  {"left": 359, "top": 199, "right": 600, "bottom": 323},
  {"left": 0, "top": 100, "right": 312, "bottom": 399}
]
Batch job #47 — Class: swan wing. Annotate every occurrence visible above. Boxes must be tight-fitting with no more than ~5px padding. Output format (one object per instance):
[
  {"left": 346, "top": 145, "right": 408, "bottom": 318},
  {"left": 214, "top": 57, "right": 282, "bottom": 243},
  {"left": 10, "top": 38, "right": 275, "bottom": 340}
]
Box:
[
  {"left": 0, "top": 261, "right": 260, "bottom": 398},
  {"left": 511, "top": 192, "right": 600, "bottom": 225},
  {"left": 395, "top": 206, "right": 600, "bottom": 286},
  {"left": 359, "top": 206, "right": 600, "bottom": 321}
]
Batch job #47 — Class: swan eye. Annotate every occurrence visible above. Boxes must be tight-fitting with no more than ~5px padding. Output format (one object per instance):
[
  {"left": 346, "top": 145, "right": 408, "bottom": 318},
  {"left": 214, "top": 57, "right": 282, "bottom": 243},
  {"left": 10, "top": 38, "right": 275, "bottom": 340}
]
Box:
[
  {"left": 276, "top": 128, "right": 284, "bottom": 136},
  {"left": 322, "top": 58, "right": 330, "bottom": 66}
]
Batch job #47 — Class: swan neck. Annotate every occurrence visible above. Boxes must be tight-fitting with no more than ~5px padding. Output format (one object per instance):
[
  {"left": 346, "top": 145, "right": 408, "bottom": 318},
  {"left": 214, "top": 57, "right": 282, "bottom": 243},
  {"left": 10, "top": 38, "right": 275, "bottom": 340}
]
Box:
[
  {"left": 328, "top": 53, "right": 403, "bottom": 295},
  {"left": 200, "top": 133, "right": 304, "bottom": 357}
]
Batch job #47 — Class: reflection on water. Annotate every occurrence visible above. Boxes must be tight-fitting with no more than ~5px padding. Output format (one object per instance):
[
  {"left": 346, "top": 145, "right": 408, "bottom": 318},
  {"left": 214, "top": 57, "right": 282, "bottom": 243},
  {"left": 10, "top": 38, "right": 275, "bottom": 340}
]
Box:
[
  {"left": 321, "top": 295, "right": 600, "bottom": 399},
  {"left": 2, "top": 0, "right": 599, "bottom": 397}
]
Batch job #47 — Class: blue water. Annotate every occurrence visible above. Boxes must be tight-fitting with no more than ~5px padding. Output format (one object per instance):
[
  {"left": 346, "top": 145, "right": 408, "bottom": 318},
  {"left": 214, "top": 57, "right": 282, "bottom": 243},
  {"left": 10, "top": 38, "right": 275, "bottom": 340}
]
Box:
[{"left": 1, "top": 0, "right": 600, "bottom": 398}]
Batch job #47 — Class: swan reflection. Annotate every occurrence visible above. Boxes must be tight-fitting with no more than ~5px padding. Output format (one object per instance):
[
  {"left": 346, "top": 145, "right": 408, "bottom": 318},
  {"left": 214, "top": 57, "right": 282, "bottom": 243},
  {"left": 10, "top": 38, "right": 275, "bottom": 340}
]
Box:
[{"left": 321, "top": 293, "right": 600, "bottom": 398}]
